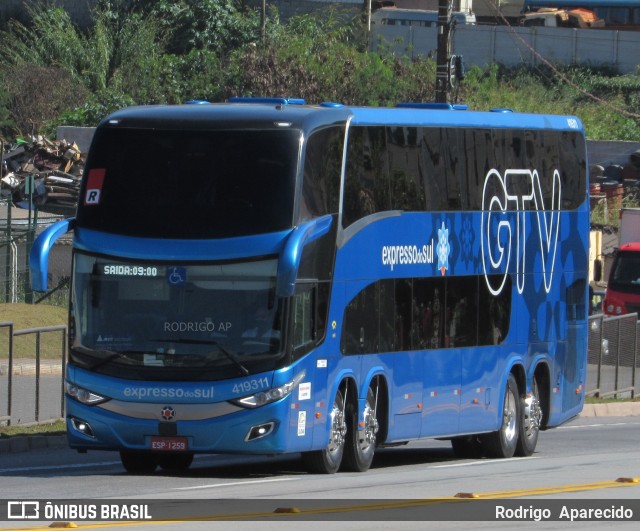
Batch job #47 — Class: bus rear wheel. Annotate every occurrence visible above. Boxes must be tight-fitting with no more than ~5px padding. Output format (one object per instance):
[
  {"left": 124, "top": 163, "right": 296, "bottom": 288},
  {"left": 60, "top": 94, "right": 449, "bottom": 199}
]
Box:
[
  {"left": 481, "top": 374, "right": 520, "bottom": 458},
  {"left": 342, "top": 382, "right": 379, "bottom": 472},
  {"left": 302, "top": 387, "right": 346, "bottom": 474},
  {"left": 120, "top": 451, "right": 157, "bottom": 474},
  {"left": 516, "top": 375, "right": 542, "bottom": 457}
]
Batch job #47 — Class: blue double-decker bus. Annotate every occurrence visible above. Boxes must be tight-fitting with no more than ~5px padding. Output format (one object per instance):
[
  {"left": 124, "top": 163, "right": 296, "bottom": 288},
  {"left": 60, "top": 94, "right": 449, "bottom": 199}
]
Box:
[{"left": 30, "top": 98, "right": 589, "bottom": 474}]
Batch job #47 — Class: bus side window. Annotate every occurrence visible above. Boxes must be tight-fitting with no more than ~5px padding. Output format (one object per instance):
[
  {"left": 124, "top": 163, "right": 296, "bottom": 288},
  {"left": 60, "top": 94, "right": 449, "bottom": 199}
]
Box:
[
  {"left": 341, "top": 282, "right": 378, "bottom": 355},
  {"left": 291, "top": 283, "right": 331, "bottom": 361},
  {"left": 292, "top": 287, "right": 314, "bottom": 352},
  {"left": 445, "top": 277, "right": 478, "bottom": 348},
  {"left": 300, "top": 126, "right": 343, "bottom": 222},
  {"left": 478, "top": 275, "right": 512, "bottom": 345}
]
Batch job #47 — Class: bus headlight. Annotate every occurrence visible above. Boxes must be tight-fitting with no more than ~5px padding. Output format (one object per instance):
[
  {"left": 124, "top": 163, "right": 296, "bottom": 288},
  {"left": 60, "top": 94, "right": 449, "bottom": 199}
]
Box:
[
  {"left": 65, "top": 382, "right": 109, "bottom": 405},
  {"left": 231, "top": 371, "right": 306, "bottom": 409}
]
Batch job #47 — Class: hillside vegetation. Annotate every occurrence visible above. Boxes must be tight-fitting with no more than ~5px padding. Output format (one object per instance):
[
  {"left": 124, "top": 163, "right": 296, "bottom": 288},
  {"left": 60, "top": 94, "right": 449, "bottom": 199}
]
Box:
[{"left": 0, "top": 1, "right": 638, "bottom": 142}]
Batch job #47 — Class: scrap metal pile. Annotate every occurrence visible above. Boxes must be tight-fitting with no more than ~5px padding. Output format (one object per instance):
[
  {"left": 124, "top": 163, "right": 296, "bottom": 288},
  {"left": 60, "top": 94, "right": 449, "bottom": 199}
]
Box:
[{"left": 0, "top": 137, "right": 84, "bottom": 215}]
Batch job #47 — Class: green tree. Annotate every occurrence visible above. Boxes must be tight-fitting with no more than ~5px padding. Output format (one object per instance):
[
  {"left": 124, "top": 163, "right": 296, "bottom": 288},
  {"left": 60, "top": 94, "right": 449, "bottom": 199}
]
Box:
[
  {"left": 0, "top": 1, "right": 164, "bottom": 94},
  {"left": 224, "top": 13, "right": 435, "bottom": 106},
  {"left": 141, "top": 0, "right": 260, "bottom": 55},
  {"left": 0, "top": 78, "right": 14, "bottom": 138},
  {"left": 4, "top": 64, "right": 87, "bottom": 136}
]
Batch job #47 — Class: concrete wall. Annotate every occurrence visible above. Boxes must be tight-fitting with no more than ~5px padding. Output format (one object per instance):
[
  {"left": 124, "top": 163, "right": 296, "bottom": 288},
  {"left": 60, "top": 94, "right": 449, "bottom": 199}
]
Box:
[
  {"left": 371, "top": 23, "right": 640, "bottom": 74},
  {"left": 588, "top": 140, "right": 640, "bottom": 167},
  {"left": 57, "top": 126, "right": 96, "bottom": 154}
]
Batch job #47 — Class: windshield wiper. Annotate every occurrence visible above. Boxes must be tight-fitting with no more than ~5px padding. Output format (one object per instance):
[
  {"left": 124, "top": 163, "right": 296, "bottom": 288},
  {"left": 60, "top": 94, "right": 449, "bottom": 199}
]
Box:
[
  {"left": 152, "top": 338, "right": 249, "bottom": 376},
  {"left": 73, "top": 346, "right": 144, "bottom": 371}
]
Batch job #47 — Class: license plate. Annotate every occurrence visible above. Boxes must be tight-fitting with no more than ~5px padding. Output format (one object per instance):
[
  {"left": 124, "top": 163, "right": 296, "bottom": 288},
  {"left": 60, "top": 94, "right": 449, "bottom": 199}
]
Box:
[{"left": 150, "top": 436, "right": 188, "bottom": 452}]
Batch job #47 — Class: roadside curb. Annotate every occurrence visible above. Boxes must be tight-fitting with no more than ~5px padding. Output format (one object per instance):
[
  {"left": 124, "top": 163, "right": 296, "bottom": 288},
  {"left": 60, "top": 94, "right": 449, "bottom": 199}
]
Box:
[
  {"left": 0, "top": 359, "right": 63, "bottom": 377},
  {"left": 0, "top": 434, "right": 67, "bottom": 454},
  {"left": 580, "top": 402, "right": 640, "bottom": 417}
]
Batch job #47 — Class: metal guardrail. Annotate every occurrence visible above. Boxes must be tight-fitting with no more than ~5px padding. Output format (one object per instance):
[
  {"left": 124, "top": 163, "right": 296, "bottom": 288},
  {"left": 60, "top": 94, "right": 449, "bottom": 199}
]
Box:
[
  {"left": 0, "top": 322, "right": 66, "bottom": 426},
  {"left": 587, "top": 313, "right": 639, "bottom": 399},
  {"left": 0, "top": 314, "right": 637, "bottom": 427}
]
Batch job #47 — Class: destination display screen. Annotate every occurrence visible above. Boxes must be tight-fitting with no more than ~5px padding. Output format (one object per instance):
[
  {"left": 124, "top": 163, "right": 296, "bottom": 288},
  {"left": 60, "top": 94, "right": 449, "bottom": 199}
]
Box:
[{"left": 101, "top": 264, "right": 165, "bottom": 277}]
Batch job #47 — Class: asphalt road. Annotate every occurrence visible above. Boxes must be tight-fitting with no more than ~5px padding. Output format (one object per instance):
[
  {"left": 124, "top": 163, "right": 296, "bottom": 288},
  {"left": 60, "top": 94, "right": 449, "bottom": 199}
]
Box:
[{"left": 0, "top": 415, "right": 639, "bottom": 529}]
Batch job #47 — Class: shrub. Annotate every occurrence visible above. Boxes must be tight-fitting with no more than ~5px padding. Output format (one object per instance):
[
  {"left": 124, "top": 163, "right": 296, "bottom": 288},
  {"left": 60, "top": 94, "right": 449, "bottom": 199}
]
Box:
[{"left": 3, "top": 65, "right": 87, "bottom": 136}]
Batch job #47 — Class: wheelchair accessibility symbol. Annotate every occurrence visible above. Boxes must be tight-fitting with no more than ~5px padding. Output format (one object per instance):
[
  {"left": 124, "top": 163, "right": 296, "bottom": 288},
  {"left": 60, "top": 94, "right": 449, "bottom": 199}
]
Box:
[{"left": 168, "top": 267, "right": 186, "bottom": 285}]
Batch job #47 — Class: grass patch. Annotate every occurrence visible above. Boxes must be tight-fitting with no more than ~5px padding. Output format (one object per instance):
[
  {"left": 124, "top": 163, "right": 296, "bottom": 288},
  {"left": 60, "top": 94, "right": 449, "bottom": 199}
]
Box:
[
  {"left": 0, "top": 302, "right": 67, "bottom": 360},
  {"left": 0, "top": 419, "right": 66, "bottom": 439},
  {"left": 0, "top": 303, "right": 67, "bottom": 329}
]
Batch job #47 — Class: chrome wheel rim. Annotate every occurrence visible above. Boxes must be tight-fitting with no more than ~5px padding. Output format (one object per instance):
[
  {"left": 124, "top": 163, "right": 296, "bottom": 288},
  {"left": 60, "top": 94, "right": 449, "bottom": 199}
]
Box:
[
  {"left": 328, "top": 397, "right": 346, "bottom": 454},
  {"left": 523, "top": 381, "right": 542, "bottom": 439},
  {"left": 360, "top": 399, "right": 379, "bottom": 451},
  {"left": 503, "top": 385, "right": 518, "bottom": 444}
]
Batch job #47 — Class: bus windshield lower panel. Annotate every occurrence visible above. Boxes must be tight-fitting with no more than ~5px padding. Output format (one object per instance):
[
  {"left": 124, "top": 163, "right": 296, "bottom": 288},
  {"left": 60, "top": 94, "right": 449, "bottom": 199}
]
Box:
[{"left": 70, "top": 254, "right": 286, "bottom": 380}]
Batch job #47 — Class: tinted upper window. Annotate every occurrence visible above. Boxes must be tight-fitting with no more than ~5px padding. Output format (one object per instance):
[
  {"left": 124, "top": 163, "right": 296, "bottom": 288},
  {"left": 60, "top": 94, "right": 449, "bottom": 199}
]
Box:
[
  {"left": 300, "top": 125, "right": 344, "bottom": 221},
  {"left": 343, "top": 126, "right": 586, "bottom": 229},
  {"left": 77, "top": 127, "right": 299, "bottom": 239}
]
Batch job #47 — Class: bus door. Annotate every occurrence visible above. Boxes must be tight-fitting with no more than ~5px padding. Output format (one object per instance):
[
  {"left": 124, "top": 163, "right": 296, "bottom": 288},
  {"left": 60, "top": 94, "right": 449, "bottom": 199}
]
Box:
[
  {"left": 559, "top": 278, "right": 588, "bottom": 418},
  {"left": 417, "top": 278, "right": 461, "bottom": 438},
  {"left": 383, "top": 279, "right": 423, "bottom": 441}
]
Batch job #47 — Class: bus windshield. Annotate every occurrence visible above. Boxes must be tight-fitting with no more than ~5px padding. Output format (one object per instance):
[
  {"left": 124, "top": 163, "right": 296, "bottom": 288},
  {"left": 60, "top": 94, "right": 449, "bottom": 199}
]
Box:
[
  {"left": 77, "top": 127, "right": 299, "bottom": 239},
  {"left": 70, "top": 254, "right": 286, "bottom": 379}
]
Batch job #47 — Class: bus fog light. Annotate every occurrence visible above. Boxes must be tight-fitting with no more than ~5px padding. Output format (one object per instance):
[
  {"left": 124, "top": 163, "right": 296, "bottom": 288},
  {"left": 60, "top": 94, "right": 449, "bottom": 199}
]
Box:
[
  {"left": 70, "top": 417, "right": 95, "bottom": 438},
  {"left": 245, "top": 422, "right": 275, "bottom": 441}
]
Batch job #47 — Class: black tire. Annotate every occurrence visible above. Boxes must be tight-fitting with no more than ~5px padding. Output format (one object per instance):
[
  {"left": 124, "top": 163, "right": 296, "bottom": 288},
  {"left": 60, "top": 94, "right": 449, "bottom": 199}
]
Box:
[
  {"left": 120, "top": 451, "right": 157, "bottom": 474},
  {"left": 301, "top": 387, "right": 346, "bottom": 474},
  {"left": 342, "top": 383, "right": 378, "bottom": 472},
  {"left": 516, "top": 375, "right": 542, "bottom": 457},
  {"left": 480, "top": 374, "right": 520, "bottom": 458},
  {"left": 157, "top": 453, "right": 194, "bottom": 471},
  {"left": 451, "top": 435, "right": 483, "bottom": 459}
]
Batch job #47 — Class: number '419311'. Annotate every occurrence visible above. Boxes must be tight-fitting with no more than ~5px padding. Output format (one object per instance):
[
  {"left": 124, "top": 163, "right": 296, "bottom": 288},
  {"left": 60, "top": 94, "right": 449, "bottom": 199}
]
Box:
[{"left": 232, "top": 377, "right": 270, "bottom": 394}]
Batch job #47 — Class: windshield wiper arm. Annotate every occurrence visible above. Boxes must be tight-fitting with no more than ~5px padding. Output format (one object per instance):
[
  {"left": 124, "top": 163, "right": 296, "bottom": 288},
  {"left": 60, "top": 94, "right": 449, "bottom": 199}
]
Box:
[
  {"left": 73, "top": 346, "right": 136, "bottom": 370},
  {"left": 152, "top": 338, "right": 249, "bottom": 376},
  {"left": 210, "top": 341, "right": 249, "bottom": 376}
]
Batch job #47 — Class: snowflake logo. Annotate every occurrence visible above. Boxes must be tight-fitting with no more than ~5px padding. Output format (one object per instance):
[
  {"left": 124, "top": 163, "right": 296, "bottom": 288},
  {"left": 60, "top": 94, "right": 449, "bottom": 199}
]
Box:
[{"left": 436, "top": 222, "right": 451, "bottom": 276}]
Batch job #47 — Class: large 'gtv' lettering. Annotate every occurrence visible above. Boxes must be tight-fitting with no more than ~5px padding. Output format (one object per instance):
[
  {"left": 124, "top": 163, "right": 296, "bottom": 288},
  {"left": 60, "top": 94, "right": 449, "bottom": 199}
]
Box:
[{"left": 481, "top": 169, "right": 561, "bottom": 296}]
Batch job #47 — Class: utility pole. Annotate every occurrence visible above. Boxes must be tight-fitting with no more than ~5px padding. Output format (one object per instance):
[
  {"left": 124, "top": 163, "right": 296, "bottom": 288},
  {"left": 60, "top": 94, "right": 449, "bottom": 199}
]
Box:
[{"left": 435, "top": 1, "right": 453, "bottom": 103}]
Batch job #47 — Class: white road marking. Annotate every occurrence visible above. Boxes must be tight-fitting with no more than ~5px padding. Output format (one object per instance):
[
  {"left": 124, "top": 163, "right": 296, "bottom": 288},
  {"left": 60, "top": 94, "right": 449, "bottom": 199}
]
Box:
[{"left": 174, "top": 477, "right": 300, "bottom": 490}]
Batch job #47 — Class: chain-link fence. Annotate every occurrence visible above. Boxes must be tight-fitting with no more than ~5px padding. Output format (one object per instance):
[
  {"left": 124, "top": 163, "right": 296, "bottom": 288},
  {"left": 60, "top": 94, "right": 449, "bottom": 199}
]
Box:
[
  {"left": 0, "top": 200, "right": 72, "bottom": 305},
  {"left": 0, "top": 200, "right": 38, "bottom": 303}
]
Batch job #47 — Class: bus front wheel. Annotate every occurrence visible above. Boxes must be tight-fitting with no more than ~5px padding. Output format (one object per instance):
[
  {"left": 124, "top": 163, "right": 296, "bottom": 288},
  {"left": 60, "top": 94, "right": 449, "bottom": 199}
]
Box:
[
  {"left": 342, "top": 382, "right": 379, "bottom": 472},
  {"left": 301, "top": 387, "right": 346, "bottom": 474},
  {"left": 481, "top": 373, "right": 520, "bottom": 458}
]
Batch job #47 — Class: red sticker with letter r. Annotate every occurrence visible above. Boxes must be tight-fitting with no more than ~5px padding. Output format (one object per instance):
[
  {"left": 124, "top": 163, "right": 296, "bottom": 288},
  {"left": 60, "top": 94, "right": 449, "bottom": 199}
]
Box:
[{"left": 84, "top": 168, "right": 105, "bottom": 205}]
